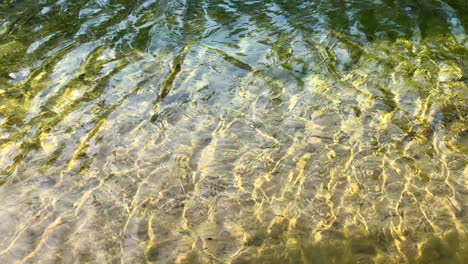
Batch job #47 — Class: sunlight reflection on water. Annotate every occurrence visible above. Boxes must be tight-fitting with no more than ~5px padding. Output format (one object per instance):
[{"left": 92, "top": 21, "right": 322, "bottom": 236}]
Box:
[{"left": 0, "top": 0, "right": 467, "bottom": 263}]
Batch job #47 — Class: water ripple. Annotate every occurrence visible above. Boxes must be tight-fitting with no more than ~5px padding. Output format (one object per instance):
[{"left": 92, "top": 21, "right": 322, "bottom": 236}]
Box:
[{"left": 0, "top": 0, "right": 467, "bottom": 263}]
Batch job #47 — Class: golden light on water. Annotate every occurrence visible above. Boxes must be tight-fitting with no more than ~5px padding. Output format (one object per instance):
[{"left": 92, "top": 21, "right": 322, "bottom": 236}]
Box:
[{"left": 0, "top": 0, "right": 467, "bottom": 263}]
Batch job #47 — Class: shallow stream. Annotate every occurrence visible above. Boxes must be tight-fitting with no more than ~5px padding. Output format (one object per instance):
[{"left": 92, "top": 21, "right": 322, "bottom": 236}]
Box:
[{"left": 0, "top": 0, "right": 467, "bottom": 263}]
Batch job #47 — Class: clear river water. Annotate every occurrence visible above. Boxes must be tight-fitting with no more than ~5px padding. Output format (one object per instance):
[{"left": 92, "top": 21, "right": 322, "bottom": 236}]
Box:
[{"left": 0, "top": 0, "right": 467, "bottom": 263}]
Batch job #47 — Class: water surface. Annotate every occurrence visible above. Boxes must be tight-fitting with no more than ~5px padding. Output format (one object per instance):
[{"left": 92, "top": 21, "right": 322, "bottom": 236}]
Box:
[{"left": 0, "top": 0, "right": 467, "bottom": 263}]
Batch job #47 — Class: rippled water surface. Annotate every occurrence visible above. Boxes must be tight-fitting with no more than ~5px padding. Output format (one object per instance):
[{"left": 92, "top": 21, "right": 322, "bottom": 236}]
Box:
[{"left": 0, "top": 0, "right": 467, "bottom": 263}]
